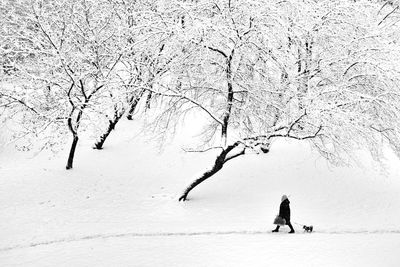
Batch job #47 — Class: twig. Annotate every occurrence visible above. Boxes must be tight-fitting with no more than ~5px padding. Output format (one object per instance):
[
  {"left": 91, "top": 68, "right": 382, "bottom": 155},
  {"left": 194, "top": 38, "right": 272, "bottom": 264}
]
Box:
[{"left": 182, "top": 146, "right": 224, "bottom": 153}]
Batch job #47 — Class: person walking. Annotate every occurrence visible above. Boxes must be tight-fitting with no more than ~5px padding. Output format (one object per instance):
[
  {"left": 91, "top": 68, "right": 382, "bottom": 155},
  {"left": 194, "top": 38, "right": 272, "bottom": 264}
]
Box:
[{"left": 272, "top": 195, "right": 295, "bottom": 233}]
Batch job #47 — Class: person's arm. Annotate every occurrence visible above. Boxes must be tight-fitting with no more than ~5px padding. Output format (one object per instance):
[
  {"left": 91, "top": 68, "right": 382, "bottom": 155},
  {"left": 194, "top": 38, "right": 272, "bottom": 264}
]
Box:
[{"left": 278, "top": 203, "right": 284, "bottom": 217}]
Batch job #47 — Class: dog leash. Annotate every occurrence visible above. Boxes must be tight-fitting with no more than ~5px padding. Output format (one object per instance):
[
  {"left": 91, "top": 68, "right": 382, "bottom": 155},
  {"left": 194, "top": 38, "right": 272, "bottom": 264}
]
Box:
[{"left": 293, "top": 221, "right": 313, "bottom": 232}]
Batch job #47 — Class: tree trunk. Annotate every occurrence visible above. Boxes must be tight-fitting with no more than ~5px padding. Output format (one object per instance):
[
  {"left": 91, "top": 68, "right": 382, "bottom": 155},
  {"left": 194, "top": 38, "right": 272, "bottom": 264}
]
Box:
[
  {"left": 66, "top": 135, "right": 79, "bottom": 170},
  {"left": 127, "top": 89, "right": 145, "bottom": 120},
  {"left": 93, "top": 120, "right": 116, "bottom": 150},
  {"left": 178, "top": 157, "right": 224, "bottom": 202},
  {"left": 178, "top": 142, "right": 244, "bottom": 201},
  {"left": 145, "top": 91, "right": 153, "bottom": 110},
  {"left": 221, "top": 52, "right": 234, "bottom": 146},
  {"left": 298, "top": 36, "right": 312, "bottom": 111},
  {"left": 93, "top": 108, "right": 124, "bottom": 150}
]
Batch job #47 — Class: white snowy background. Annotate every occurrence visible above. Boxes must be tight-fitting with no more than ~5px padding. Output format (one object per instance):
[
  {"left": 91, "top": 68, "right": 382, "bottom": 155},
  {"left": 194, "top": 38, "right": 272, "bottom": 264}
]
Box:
[{"left": 2, "top": 1, "right": 400, "bottom": 266}]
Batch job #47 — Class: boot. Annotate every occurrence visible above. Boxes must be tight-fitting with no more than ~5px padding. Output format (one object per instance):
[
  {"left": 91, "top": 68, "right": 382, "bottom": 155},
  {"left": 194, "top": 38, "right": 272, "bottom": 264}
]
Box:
[
  {"left": 272, "top": 226, "right": 280, "bottom": 232},
  {"left": 288, "top": 223, "right": 295, "bottom": 234}
]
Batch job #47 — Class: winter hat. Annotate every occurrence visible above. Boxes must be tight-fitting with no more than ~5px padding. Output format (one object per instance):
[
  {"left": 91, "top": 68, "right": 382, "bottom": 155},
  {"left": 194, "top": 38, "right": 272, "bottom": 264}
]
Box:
[{"left": 281, "top": 195, "right": 288, "bottom": 202}]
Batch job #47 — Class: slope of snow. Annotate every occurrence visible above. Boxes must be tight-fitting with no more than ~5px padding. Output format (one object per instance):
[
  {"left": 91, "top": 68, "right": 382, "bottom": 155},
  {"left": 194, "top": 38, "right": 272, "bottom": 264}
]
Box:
[{"left": 1, "top": 120, "right": 400, "bottom": 266}]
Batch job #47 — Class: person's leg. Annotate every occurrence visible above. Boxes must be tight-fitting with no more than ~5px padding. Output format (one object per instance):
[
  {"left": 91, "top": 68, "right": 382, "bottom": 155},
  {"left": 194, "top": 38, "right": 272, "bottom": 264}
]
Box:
[
  {"left": 287, "top": 222, "right": 295, "bottom": 233},
  {"left": 272, "top": 225, "right": 280, "bottom": 232}
]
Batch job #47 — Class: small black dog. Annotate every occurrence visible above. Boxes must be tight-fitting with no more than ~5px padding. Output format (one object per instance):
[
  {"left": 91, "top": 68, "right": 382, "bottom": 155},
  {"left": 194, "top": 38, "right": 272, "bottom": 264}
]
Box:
[{"left": 303, "top": 225, "right": 313, "bottom": 232}]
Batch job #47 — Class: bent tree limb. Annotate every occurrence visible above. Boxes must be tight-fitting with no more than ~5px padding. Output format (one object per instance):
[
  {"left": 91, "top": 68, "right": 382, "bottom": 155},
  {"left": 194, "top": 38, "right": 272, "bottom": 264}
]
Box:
[{"left": 178, "top": 141, "right": 245, "bottom": 201}]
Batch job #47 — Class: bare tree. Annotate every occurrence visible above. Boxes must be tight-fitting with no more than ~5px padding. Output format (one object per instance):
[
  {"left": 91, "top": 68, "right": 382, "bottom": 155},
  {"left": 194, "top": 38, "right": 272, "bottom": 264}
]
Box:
[
  {"left": 1, "top": 0, "right": 125, "bottom": 168},
  {"left": 2, "top": 0, "right": 400, "bottom": 184},
  {"left": 139, "top": 0, "right": 400, "bottom": 201},
  {"left": 93, "top": 0, "right": 177, "bottom": 149}
]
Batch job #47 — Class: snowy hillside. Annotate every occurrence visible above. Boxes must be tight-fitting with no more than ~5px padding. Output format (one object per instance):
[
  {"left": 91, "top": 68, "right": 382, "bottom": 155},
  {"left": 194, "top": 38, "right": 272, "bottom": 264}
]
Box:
[{"left": 1, "top": 120, "right": 400, "bottom": 266}]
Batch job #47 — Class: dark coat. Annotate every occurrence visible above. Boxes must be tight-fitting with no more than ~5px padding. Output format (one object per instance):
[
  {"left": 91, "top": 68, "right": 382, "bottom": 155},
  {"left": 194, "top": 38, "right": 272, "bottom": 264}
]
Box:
[{"left": 279, "top": 199, "right": 291, "bottom": 223}]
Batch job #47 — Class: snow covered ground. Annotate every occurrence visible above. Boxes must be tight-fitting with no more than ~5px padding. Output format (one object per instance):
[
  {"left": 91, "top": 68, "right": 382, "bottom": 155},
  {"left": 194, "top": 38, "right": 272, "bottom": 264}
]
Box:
[
  {"left": 2, "top": 233, "right": 400, "bottom": 267},
  {"left": 1, "top": 120, "right": 400, "bottom": 266}
]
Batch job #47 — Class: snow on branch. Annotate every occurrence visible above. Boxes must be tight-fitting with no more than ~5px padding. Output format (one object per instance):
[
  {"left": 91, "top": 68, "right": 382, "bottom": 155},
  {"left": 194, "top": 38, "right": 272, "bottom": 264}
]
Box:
[
  {"left": 143, "top": 84, "right": 224, "bottom": 126},
  {"left": 0, "top": 92, "right": 38, "bottom": 115},
  {"left": 182, "top": 146, "right": 224, "bottom": 153}
]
